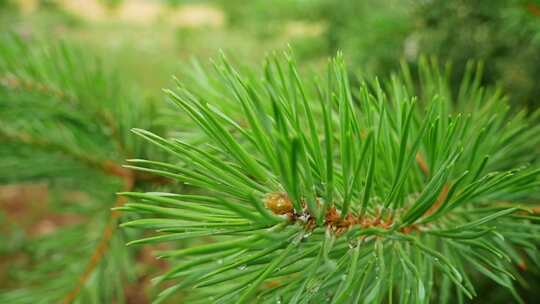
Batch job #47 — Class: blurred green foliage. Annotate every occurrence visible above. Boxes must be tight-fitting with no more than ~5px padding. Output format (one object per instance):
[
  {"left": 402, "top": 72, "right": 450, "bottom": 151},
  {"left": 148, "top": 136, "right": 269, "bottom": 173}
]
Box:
[
  {"left": 318, "top": 0, "right": 540, "bottom": 109},
  {"left": 321, "top": 0, "right": 413, "bottom": 76},
  {"left": 413, "top": 0, "right": 540, "bottom": 109}
]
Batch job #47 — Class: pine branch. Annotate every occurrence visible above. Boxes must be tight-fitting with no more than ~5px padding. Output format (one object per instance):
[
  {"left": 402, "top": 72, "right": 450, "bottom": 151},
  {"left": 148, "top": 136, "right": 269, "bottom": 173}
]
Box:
[
  {"left": 0, "top": 129, "right": 157, "bottom": 183},
  {"left": 0, "top": 73, "right": 130, "bottom": 157},
  {"left": 119, "top": 52, "right": 540, "bottom": 303},
  {"left": 0, "top": 33, "right": 169, "bottom": 303},
  {"left": 1, "top": 128, "right": 106, "bottom": 171},
  {"left": 0, "top": 74, "right": 74, "bottom": 101}
]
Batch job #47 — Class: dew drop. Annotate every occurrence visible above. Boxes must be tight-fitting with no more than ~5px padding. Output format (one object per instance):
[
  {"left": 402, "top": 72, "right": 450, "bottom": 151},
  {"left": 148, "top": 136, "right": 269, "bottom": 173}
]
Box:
[
  {"left": 309, "top": 282, "right": 321, "bottom": 293},
  {"left": 418, "top": 282, "right": 426, "bottom": 301},
  {"left": 217, "top": 259, "right": 223, "bottom": 265},
  {"left": 238, "top": 265, "right": 247, "bottom": 271}
]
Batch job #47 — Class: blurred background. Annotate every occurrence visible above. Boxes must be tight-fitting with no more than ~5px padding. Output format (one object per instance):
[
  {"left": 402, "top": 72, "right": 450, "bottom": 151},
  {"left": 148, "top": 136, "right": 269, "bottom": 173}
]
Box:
[
  {"left": 1, "top": 0, "right": 540, "bottom": 303},
  {"left": 3, "top": 0, "right": 540, "bottom": 107}
]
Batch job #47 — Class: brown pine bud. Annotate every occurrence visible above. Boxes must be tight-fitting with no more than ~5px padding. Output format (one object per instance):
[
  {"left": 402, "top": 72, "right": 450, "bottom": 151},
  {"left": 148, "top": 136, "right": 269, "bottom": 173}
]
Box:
[{"left": 265, "top": 192, "right": 293, "bottom": 215}]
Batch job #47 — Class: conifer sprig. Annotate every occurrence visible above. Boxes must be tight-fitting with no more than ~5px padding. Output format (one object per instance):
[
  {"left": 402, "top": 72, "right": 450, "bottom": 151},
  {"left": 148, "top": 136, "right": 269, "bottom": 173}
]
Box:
[
  {"left": 0, "top": 34, "right": 167, "bottom": 303},
  {"left": 121, "top": 53, "right": 540, "bottom": 303}
]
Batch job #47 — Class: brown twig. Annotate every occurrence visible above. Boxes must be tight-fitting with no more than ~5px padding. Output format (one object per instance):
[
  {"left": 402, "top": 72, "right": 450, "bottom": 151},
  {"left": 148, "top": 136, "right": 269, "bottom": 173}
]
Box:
[
  {"left": 415, "top": 152, "right": 451, "bottom": 218},
  {"left": 0, "top": 75, "right": 73, "bottom": 101},
  {"left": 62, "top": 163, "right": 135, "bottom": 304},
  {"left": 2, "top": 129, "right": 172, "bottom": 186},
  {"left": 415, "top": 152, "right": 430, "bottom": 176},
  {"left": 1, "top": 128, "right": 105, "bottom": 169},
  {"left": 264, "top": 152, "right": 449, "bottom": 235},
  {"left": 527, "top": 3, "right": 540, "bottom": 17}
]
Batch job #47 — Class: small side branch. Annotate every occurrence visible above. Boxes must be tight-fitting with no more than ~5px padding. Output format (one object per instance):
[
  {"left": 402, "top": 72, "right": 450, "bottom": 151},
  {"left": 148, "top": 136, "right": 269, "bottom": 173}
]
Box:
[
  {"left": 1, "top": 74, "right": 130, "bottom": 156},
  {"left": 0, "top": 75, "right": 73, "bottom": 101},
  {"left": 1, "top": 129, "right": 105, "bottom": 170}
]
